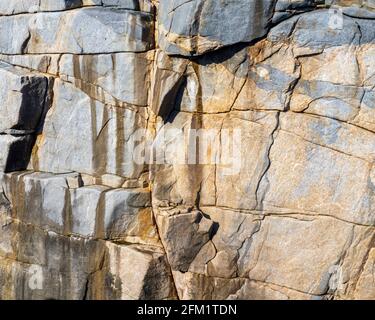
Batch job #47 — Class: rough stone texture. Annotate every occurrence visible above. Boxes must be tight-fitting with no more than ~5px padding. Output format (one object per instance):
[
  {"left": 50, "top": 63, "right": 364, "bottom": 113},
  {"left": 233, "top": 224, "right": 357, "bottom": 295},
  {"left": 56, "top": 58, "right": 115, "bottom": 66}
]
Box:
[
  {"left": 0, "top": 7, "right": 154, "bottom": 54},
  {"left": 0, "top": 0, "right": 155, "bottom": 15},
  {"left": 158, "top": 0, "right": 321, "bottom": 56},
  {"left": 0, "top": 0, "right": 374, "bottom": 300}
]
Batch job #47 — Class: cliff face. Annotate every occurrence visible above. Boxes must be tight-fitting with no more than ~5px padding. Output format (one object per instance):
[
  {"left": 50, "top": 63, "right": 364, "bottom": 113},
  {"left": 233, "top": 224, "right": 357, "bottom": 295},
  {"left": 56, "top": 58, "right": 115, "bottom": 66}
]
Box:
[{"left": 0, "top": 0, "right": 374, "bottom": 300}]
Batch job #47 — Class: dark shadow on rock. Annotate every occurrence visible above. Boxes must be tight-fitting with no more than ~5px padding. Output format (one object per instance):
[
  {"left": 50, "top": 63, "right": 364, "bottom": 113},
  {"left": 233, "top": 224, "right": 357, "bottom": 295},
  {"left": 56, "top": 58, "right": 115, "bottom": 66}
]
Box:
[
  {"left": 4, "top": 134, "right": 35, "bottom": 172},
  {"left": 64, "top": 0, "right": 83, "bottom": 9},
  {"left": 163, "top": 76, "right": 186, "bottom": 124}
]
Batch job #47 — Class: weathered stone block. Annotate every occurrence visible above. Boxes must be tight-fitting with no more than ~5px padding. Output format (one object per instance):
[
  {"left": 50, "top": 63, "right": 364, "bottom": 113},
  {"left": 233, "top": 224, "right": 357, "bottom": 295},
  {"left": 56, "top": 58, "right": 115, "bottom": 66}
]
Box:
[
  {"left": 0, "top": 8, "right": 154, "bottom": 54},
  {"left": 34, "top": 80, "right": 147, "bottom": 178},
  {"left": 0, "top": 62, "right": 49, "bottom": 133},
  {"left": 0, "top": 135, "right": 34, "bottom": 172}
]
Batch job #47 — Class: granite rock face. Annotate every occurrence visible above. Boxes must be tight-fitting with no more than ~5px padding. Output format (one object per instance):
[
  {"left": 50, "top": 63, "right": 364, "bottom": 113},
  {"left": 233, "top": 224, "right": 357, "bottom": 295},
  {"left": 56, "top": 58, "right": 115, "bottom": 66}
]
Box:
[{"left": 0, "top": 0, "right": 374, "bottom": 300}]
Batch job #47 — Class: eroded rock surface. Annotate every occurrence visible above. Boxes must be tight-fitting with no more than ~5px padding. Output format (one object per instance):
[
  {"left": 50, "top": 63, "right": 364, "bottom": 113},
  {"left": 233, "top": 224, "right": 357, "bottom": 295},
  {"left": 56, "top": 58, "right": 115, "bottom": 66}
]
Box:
[{"left": 0, "top": 0, "right": 374, "bottom": 300}]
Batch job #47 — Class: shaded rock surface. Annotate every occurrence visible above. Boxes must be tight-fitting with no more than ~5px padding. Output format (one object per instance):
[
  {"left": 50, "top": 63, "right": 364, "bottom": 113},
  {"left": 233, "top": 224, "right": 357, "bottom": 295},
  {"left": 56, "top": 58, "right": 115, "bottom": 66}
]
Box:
[{"left": 0, "top": 0, "right": 374, "bottom": 300}]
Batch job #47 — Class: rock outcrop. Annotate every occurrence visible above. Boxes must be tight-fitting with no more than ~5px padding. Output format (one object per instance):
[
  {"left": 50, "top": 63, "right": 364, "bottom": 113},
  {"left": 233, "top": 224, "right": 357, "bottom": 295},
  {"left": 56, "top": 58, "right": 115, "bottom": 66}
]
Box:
[{"left": 0, "top": 0, "right": 374, "bottom": 300}]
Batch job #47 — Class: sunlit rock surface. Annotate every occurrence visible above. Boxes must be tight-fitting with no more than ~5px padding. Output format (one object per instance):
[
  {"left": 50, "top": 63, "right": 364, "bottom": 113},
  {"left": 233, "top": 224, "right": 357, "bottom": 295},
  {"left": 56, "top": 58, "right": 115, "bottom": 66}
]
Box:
[{"left": 0, "top": 0, "right": 374, "bottom": 300}]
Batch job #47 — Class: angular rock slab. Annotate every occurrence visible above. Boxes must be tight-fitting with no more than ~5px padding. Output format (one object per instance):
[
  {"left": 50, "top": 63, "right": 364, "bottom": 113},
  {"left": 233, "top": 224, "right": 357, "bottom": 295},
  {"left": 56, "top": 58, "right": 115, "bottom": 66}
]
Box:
[
  {"left": 0, "top": 171, "right": 158, "bottom": 244},
  {"left": 0, "top": 0, "right": 154, "bottom": 15},
  {"left": 0, "top": 217, "right": 173, "bottom": 299},
  {"left": 0, "top": 62, "right": 49, "bottom": 133},
  {"left": 268, "top": 9, "right": 367, "bottom": 51},
  {"left": 103, "top": 188, "right": 159, "bottom": 245},
  {"left": 158, "top": 0, "right": 275, "bottom": 56},
  {"left": 0, "top": 217, "right": 105, "bottom": 299},
  {"left": 90, "top": 243, "right": 176, "bottom": 300},
  {"left": 156, "top": 210, "right": 214, "bottom": 272},
  {"left": 150, "top": 44, "right": 299, "bottom": 118},
  {"left": 151, "top": 109, "right": 279, "bottom": 210},
  {"left": 0, "top": 7, "right": 154, "bottom": 54},
  {"left": 34, "top": 79, "right": 148, "bottom": 178},
  {"left": 0, "top": 135, "right": 34, "bottom": 172},
  {"left": 240, "top": 216, "right": 374, "bottom": 297},
  {"left": 59, "top": 52, "right": 153, "bottom": 106},
  {"left": 259, "top": 113, "right": 375, "bottom": 226},
  {"left": 158, "top": 0, "right": 323, "bottom": 56}
]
